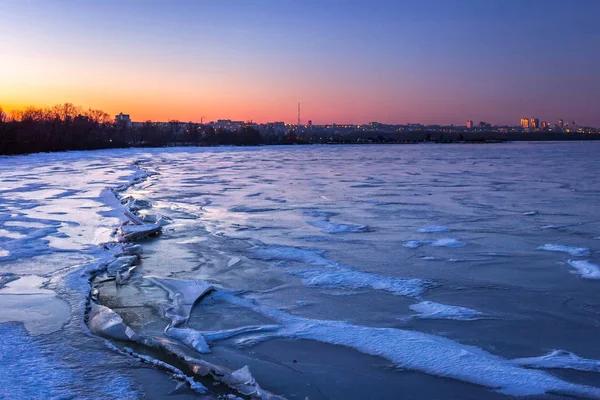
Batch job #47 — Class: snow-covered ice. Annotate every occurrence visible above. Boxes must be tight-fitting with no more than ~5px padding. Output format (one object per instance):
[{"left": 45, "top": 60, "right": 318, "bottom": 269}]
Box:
[
  {"left": 418, "top": 225, "right": 450, "bottom": 233},
  {"left": 408, "top": 301, "right": 488, "bottom": 320},
  {"left": 538, "top": 244, "right": 590, "bottom": 256},
  {"left": 567, "top": 260, "right": 600, "bottom": 279},
  {"left": 512, "top": 350, "right": 600, "bottom": 372}
]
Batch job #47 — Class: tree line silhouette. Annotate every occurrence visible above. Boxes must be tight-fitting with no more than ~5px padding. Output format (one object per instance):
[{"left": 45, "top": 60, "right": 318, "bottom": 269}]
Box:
[
  {"left": 0, "top": 103, "right": 268, "bottom": 155},
  {"left": 2, "top": 103, "right": 597, "bottom": 156}
]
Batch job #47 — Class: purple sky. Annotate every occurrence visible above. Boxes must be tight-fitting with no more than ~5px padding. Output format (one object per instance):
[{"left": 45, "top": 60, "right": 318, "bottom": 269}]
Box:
[{"left": 1, "top": 0, "right": 599, "bottom": 125}]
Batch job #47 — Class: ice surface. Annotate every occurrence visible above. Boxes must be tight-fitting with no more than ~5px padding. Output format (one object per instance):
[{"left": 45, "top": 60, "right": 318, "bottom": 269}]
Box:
[
  {"left": 165, "top": 327, "right": 211, "bottom": 353},
  {"left": 0, "top": 324, "right": 139, "bottom": 399},
  {"left": 403, "top": 240, "right": 428, "bottom": 248},
  {"left": 292, "top": 268, "right": 431, "bottom": 297},
  {"left": 0, "top": 275, "right": 71, "bottom": 335},
  {"left": 252, "top": 245, "right": 330, "bottom": 266},
  {"left": 106, "top": 256, "right": 137, "bottom": 276},
  {"left": 3, "top": 145, "right": 600, "bottom": 399},
  {"left": 430, "top": 238, "right": 465, "bottom": 248},
  {"left": 567, "top": 260, "right": 600, "bottom": 279},
  {"left": 404, "top": 238, "right": 465, "bottom": 248},
  {"left": 253, "top": 245, "right": 432, "bottom": 297},
  {"left": 512, "top": 350, "right": 600, "bottom": 372},
  {"left": 538, "top": 244, "right": 589, "bottom": 256},
  {"left": 409, "top": 301, "right": 487, "bottom": 320},
  {"left": 120, "top": 223, "right": 161, "bottom": 241},
  {"left": 149, "top": 277, "right": 214, "bottom": 327},
  {"left": 108, "top": 343, "right": 208, "bottom": 394},
  {"left": 229, "top": 205, "right": 278, "bottom": 213},
  {"left": 215, "top": 291, "right": 600, "bottom": 398},
  {"left": 307, "top": 220, "right": 370, "bottom": 234},
  {"left": 418, "top": 225, "right": 450, "bottom": 233},
  {"left": 303, "top": 210, "right": 338, "bottom": 219}
]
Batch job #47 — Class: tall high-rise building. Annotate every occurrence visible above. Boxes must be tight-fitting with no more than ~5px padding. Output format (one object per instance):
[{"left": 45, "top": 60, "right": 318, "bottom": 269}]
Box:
[
  {"left": 466, "top": 120, "right": 473, "bottom": 129},
  {"left": 520, "top": 118, "right": 530, "bottom": 129},
  {"left": 558, "top": 119, "right": 564, "bottom": 128},
  {"left": 530, "top": 118, "right": 540, "bottom": 129},
  {"left": 541, "top": 121, "right": 549, "bottom": 129}
]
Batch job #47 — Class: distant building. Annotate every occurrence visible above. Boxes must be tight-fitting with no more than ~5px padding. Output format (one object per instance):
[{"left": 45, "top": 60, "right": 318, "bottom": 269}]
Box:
[
  {"left": 115, "top": 113, "right": 132, "bottom": 128},
  {"left": 558, "top": 119, "right": 564, "bottom": 128},
  {"left": 541, "top": 121, "right": 549, "bottom": 129},
  {"left": 530, "top": 118, "right": 540, "bottom": 129},
  {"left": 307, "top": 120, "right": 313, "bottom": 127},
  {"left": 466, "top": 120, "right": 473, "bottom": 129},
  {"left": 520, "top": 118, "right": 530, "bottom": 129}
]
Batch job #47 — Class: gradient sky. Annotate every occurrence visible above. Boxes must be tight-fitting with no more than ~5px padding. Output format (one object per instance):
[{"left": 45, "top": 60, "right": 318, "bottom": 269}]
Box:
[{"left": 1, "top": 0, "right": 599, "bottom": 125}]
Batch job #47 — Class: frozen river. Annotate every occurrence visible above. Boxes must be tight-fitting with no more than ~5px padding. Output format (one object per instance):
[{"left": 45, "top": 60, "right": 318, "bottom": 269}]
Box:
[{"left": 1, "top": 142, "right": 600, "bottom": 399}]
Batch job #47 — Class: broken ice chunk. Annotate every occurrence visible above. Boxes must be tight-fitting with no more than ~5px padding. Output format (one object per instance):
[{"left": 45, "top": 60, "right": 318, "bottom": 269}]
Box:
[{"left": 88, "top": 303, "right": 139, "bottom": 342}]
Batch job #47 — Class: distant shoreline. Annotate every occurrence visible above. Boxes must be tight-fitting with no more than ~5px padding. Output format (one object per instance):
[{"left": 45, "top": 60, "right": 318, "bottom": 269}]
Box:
[{"left": 3, "top": 137, "right": 600, "bottom": 158}]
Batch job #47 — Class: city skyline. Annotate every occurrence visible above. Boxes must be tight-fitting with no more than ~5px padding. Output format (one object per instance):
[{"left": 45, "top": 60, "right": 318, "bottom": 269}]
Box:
[
  {"left": 1, "top": 0, "right": 599, "bottom": 126},
  {"left": 2, "top": 102, "right": 594, "bottom": 130}
]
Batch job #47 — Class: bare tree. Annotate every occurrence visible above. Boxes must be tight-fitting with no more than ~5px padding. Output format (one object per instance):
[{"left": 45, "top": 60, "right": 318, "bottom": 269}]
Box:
[
  {"left": 85, "top": 108, "right": 112, "bottom": 124},
  {"left": 51, "top": 103, "right": 81, "bottom": 123},
  {"left": 10, "top": 109, "right": 24, "bottom": 122},
  {"left": 0, "top": 106, "right": 6, "bottom": 123}
]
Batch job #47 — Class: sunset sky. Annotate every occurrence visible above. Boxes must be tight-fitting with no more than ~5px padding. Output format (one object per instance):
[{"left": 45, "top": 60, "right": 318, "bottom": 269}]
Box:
[{"left": 1, "top": 0, "right": 599, "bottom": 125}]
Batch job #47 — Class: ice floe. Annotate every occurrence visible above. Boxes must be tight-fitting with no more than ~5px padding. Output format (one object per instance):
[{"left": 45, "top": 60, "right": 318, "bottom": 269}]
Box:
[
  {"left": 567, "top": 260, "right": 600, "bottom": 279},
  {"left": 88, "top": 303, "right": 139, "bottom": 342},
  {"left": 538, "top": 244, "right": 590, "bottom": 257},
  {"left": 409, "top": 301, "right": 488, "bottom": 320},
  {"left": 120, "top": 223, "right": 162, "bottom": 242}
]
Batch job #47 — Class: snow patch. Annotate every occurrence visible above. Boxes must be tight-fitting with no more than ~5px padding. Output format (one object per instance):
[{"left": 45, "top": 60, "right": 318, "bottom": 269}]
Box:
[
  {"left": 538, "top": 244, "right": 589, "bottom": 257},
  {"left": 409, "top": 301, "right": 488, "bottom": 321},
  {"left": 567, "top": 260, "right": 600, "bottom": 279},
  {"left": 512, "top": 350, "right": 600, "bottom": 372},
  {"left": 418, "top": 225, "right": 450, "bottom": 233},
  {"left": 292, "top": 268, "right": 432, "bottom": 297}
]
